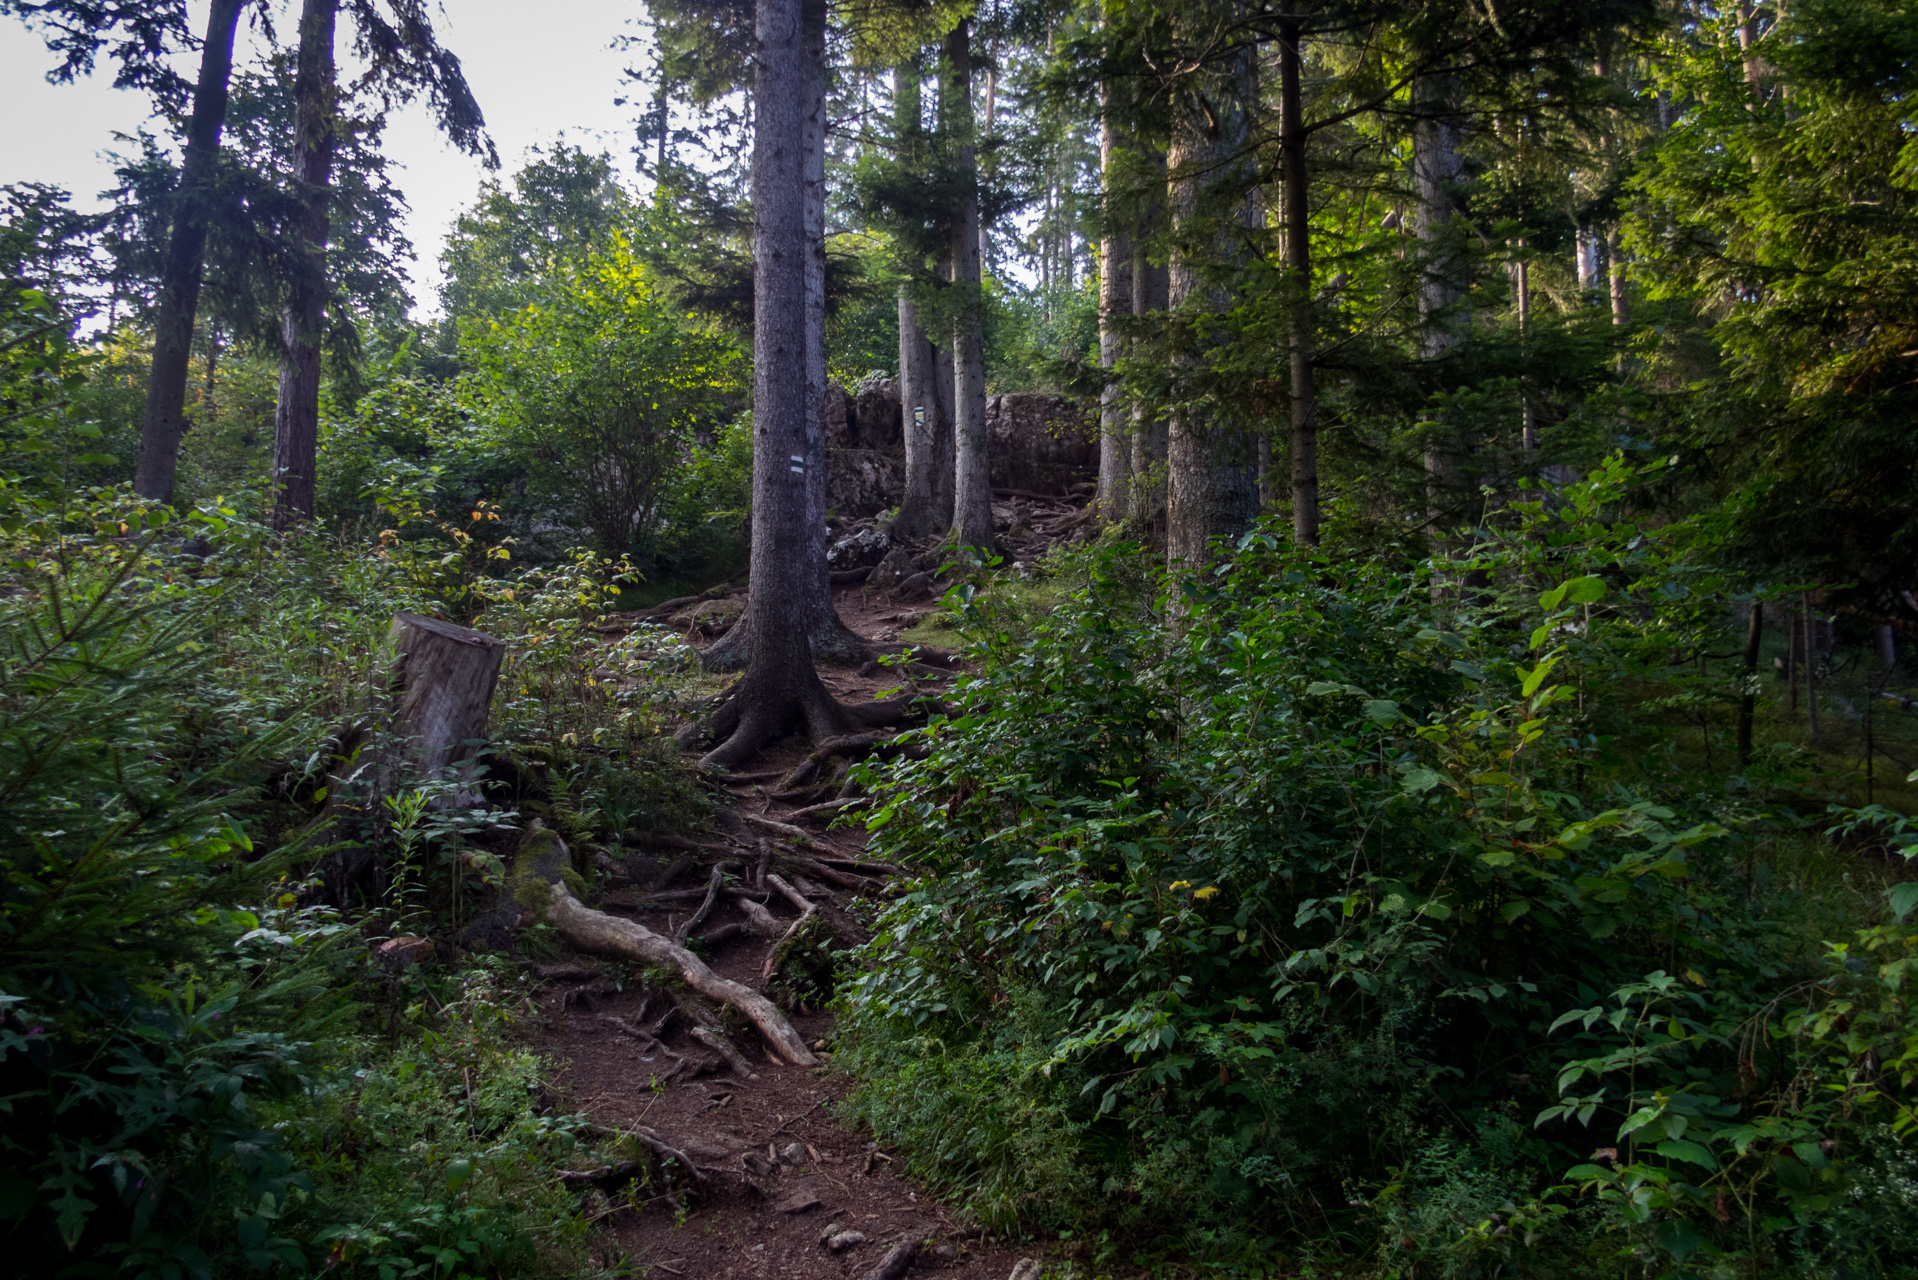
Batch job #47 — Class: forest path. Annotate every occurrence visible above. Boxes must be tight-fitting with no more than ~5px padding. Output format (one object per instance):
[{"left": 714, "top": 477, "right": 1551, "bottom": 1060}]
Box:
[{"left": 530, "top": 574, "right": 1048, "bottom": 1280}]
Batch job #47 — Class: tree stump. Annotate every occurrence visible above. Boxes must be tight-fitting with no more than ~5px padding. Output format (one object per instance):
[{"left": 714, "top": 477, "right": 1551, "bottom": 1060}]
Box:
[{"left": 387, "top": 612, "right": 506, "bottom": 801}]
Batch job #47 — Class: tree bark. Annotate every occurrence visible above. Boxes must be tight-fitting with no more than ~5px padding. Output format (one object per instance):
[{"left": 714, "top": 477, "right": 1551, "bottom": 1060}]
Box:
[
  {"left": 132, "top": 0, "right": 244, "bottom": 506},
  {"left": 1278, "top": 18, "right": 1317, "bottom": 545},
  {"left": 1096, "top": 70, "right": 1135, "bottom": 526},
  {"left": 271, "top": 0, "right": 338, "bottom": 530},
  {"left": 1164, "top": 37, "right": 1261, "bottom": 571},
  {"left": 945, "top": 19, "right": 993, "bottom": 551}
]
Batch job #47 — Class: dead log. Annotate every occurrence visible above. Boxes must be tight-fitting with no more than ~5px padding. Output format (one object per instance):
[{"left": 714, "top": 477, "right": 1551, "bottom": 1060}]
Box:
[
  {"left": 387, "top": 613, "right": 506, "bottom": 802},
  {"left": 519, "top": 826, "right": 816, "bottom": 1067}
]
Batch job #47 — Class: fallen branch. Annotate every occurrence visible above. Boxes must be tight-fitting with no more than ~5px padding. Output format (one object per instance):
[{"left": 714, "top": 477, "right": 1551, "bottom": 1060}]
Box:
[
  {"left": 579, "top": 1122, "right": 711, "bottom": 1184},
  {"left": 519, "top": 826, "right": 816, "bottom": 1067},
  {"left": 688, "top": 1025, "right": 760, "bottom": 1080}
]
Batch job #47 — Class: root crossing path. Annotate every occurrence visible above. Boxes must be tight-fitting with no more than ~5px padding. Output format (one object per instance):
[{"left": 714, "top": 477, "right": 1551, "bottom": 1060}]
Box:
[{"left": 533, "top": 581, "right": 1055, "bottom": 1279}]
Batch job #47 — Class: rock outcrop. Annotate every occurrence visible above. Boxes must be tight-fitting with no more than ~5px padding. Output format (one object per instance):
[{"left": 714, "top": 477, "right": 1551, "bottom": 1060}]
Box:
[{"left": 825, "top": 379, "right": 1094, "bottom": 517}]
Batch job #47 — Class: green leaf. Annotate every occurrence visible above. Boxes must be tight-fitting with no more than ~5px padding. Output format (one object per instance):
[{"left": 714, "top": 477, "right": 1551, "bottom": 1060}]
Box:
[
  {"left": 1361, "top": 699, "right": 1399, "bottom": 724},
  {"left": 1889, "top": 882, "right": 1918, "bottom": 921},
  {"left": 1521, "top": 655, "right": 1561, "bottom": 697},
  {"left": 1305, "top": 681, "right": 1341, "bottom": 696},
  {"left": 1653, "top": 1218, "right": 1703, "bottom": 1262},
  {"left": 1656, "top": 1139, "right": 1715, "bottom": 1170},
  {"left": 1499, "top": 900, "right": 1531, "bottom": 923},
  {"left": 1401, "top": 767, "right": 1443, "bottom": 794},
  {"left": 445, "top": 1158, "right": 475, "bottom": 1193},
  {"left": 1564, "top": 575, "right": 1607, "bottom": 604}
]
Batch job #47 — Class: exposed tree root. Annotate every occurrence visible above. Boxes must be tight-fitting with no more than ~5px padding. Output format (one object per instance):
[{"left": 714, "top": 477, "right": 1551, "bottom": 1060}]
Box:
[
  {"left": 771, "top": 730, "right": 921, "bottom": 794},
  {"left": 683, "top": 670, "right": 921, "bottom": 771},
  {"left": 517, "top": 825, "right": 816, "bottom": 1067},
  {"left": 698, "top": 611, "right": 875, "bottom": 673}
]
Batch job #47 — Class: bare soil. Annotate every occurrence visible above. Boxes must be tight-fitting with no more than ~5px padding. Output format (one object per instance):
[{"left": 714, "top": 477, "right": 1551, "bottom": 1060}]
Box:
[{"left": 527, "top": 561, "right": 1071, "bottom": 1279}]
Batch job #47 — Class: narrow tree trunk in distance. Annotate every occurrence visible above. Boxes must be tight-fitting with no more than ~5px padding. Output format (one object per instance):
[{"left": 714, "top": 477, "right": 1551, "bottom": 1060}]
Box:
[
  {"left": 945, "top": 20, "right": 993, "bottom": 551},
  {"left": 1130, "top": 153, "right": 1169, "bottom": 529},
  {"left": 1737, "top": 600, "right": 1762, "bottom": 767},
  {"left": 1576, "top": 226, "right": 1598, "bottom": 293},
  {"left": 1164, "top": 41, "right": 1261, "bottom": 570},
  {"left": 1803, "top": 593, "right": 1819, "bottom": 740},
  {"left": 1278, "top": 19, "right": 1317, "bottom": 545},
  {"left": 271, "top": 0, "right": 339, "bottom": 529},
  {"left": 1414, "top": 72, "right": 1468, "bottom": 533},
  {"left": 1096, "top": 79, "right": 1134, "bottom": 525},
  {"left": 895, "top": 289, "right": 943, "bottom": 536},
  {"left": 1606, "top": 226, "right": 1629, "bottom": 326},
  {"left": 1516, "top": 248, "right": 1536, "bottom": 453},
  {"left": 133, "top": 0, "right": 244, "bottom": 505},
  {"left": 892, "top": 61, "right": 944, "bottom": 541},
  {"left": 930, "top": 266, "right": 956, "bottom": 526}
]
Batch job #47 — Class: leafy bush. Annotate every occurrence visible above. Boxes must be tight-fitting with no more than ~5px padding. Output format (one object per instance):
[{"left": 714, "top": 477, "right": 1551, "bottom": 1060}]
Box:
[{"left": 838, "top": 459, "right": 1915, "bottom": 1273}]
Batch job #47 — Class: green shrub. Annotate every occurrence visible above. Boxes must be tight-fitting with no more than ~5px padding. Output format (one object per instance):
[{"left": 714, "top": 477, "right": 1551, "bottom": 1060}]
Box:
[{"left": 837, "top": 459, "right": 1915, "bottom": 1273}]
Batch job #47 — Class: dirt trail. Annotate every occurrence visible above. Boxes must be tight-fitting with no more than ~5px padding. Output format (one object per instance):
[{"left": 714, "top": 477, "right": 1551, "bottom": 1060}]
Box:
[{"left": 530, "top": 572, "right": 1052, "bottom": 1279}]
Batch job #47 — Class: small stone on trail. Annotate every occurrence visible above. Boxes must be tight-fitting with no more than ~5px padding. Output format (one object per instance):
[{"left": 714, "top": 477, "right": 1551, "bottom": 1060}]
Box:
[
  {"left": 773, "top": 1184, "right": 824, "bottom": 1214},
  {"left": 778, "top": 1141, "right": 808, "bottom": 1167},
  {"left": 825, "top": 1230, "right": 867, "bottom": 1252}
]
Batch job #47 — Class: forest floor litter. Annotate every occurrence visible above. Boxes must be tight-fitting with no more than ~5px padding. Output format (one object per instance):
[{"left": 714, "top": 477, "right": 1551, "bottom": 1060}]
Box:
[{"left": 521, "top": 511, "right": 1081, "bottom": 1279}]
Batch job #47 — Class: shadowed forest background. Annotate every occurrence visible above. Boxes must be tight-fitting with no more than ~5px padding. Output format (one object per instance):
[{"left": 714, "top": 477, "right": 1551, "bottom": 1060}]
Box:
[{"left": 3, "top": 0, "right": 1918, "bottom": 1277}]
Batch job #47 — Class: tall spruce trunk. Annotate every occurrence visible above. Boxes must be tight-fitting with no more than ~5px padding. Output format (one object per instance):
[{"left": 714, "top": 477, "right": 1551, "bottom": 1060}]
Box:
[
  {"left": 1278, "top": 19, "right": 1317, "bottom": 545},
  {"left": 1096, "top": 76, "right": 1135, "bottom": 525},
  {"left": 703, "top": 0, "right": 832, "bottom": 766},
  {"left": 271, "top": 0, "right": 338, "bottom": 529},
  {"left": 702, "top": 0, "right": 867, "bottom": 672},
  {"left": 945, "top": 20, "right": 992, "bottom": 551},
  {"left": 1164, "top": 40, "right": 1261, "bottom": 571},
  {"left": 132, "top": 0, "right": 245, "bottom": 505}
]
